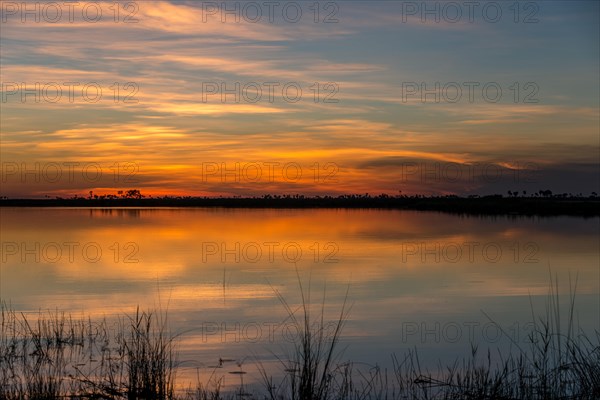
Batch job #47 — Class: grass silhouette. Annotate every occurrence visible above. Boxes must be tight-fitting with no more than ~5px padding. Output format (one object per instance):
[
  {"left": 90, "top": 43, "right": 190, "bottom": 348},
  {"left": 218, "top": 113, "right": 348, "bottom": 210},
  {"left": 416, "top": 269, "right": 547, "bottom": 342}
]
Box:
[{"left": 1, "top": 275, "right": 599, "bottom": 399}]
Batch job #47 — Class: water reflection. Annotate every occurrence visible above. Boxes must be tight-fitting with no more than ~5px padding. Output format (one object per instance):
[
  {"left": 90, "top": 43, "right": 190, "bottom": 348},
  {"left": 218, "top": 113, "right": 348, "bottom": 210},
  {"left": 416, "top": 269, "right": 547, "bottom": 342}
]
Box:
[
  {"left": 1, "top": 207, "right": 598, "bottom": 388},
  {"left": 88, "top": 207, "right": 143, "bottom": 218}
]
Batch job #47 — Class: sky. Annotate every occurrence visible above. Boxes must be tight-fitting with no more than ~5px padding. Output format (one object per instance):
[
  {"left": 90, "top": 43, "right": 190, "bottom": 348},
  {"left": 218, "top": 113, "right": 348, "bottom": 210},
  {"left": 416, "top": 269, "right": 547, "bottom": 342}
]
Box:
[{"left": 1, "top": 0, "right": 599, "bottom": 198}]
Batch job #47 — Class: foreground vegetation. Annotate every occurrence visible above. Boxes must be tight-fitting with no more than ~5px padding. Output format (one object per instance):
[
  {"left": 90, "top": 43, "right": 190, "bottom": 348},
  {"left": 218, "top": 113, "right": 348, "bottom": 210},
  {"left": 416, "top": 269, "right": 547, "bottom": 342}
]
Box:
[{"left": 1, "top": 279, "right": 599, "bottom": 399}]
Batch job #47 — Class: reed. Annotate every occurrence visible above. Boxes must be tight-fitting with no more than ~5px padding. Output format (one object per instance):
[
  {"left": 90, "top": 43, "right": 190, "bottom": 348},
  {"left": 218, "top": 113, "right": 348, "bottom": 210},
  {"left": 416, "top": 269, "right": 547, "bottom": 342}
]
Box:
[
  {"left": 0, "top": 303, "right": 176, "bottom": 399},
  {"left": 1, "top": 274, "right": 598, "bottom": 399}
]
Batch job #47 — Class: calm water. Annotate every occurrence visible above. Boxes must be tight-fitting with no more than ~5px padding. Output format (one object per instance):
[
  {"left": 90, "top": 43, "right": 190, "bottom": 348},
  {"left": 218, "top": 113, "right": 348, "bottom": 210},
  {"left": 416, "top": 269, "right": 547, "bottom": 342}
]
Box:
[{"left": 1, "top": 208, "right": 599, "bottom": 388}]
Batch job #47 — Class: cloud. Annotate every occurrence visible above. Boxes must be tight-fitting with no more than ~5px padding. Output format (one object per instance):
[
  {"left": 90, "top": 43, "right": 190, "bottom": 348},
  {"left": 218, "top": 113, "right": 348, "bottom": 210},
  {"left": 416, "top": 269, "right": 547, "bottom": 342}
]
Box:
[{"left": 1, "top": 1, "right": 598, "bottom": 197}]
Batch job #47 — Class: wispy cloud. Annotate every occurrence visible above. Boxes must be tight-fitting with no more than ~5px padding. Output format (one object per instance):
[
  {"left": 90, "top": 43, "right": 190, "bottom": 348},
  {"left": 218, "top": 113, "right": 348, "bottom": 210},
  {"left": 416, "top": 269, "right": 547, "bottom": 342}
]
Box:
[{"left": 1, "top": 1, "right": 598, "bottom": 196}]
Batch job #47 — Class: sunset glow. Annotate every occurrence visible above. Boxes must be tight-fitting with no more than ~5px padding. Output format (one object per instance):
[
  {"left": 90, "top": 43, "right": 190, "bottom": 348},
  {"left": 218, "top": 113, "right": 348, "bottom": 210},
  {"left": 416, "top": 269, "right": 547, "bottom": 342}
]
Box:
[{"left": 1, "top": 1, "right": 598, "bottom": 198}]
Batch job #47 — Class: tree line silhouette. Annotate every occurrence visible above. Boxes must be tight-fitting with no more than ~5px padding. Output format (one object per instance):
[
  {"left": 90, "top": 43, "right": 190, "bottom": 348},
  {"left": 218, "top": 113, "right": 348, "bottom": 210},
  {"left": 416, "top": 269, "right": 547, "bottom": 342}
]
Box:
[{"left": 1, "top": 189, "right": 598, "bottom": 216}]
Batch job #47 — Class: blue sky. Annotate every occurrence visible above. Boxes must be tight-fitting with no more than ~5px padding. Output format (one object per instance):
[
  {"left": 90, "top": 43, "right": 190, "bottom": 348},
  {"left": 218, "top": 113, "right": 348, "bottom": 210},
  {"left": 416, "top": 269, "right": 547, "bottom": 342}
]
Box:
[{"left": 1, "top": 0, "right": 598, "bottom": 197}]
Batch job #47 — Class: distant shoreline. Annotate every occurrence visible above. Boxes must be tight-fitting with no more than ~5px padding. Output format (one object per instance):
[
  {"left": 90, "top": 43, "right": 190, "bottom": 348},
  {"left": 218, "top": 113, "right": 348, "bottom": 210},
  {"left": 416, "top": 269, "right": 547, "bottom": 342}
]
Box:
[{"left": 1, "top": 196, "right": 599, "bottom": 216}]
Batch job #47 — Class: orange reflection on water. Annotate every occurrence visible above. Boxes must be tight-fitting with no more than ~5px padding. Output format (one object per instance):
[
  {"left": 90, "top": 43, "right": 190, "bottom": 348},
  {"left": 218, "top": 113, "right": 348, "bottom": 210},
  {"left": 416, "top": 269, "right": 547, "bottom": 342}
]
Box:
[{"left": 1, "top": 208, "right": 598, "bottom": 390}]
